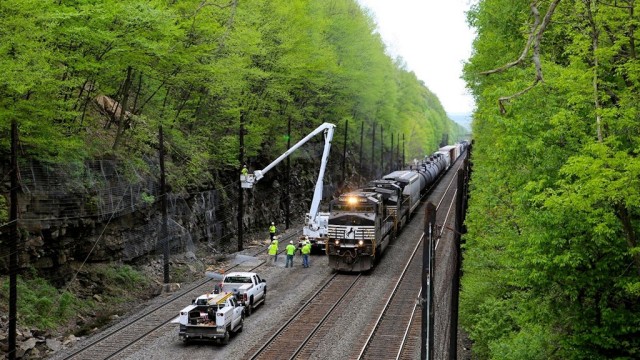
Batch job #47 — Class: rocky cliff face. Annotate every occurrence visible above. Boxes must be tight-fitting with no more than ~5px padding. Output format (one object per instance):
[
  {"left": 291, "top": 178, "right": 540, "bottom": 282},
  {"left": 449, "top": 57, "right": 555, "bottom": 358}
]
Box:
[{"left": 0, "top": 151, "right": 351, "bottom": 283}]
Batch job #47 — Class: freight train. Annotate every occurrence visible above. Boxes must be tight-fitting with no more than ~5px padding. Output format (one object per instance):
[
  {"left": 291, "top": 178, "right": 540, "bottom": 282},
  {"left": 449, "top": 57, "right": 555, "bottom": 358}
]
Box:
[{"left": 326, "top": 141, "right": 469, "bottom": 272}]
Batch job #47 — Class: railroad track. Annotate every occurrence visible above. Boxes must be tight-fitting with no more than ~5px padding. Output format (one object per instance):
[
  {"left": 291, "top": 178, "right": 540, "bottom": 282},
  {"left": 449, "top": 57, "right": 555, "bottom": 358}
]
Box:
[
  {"left": 243, "top": 153, "right": 463, "bottom": 360},
  {"left": 353, "top": 153, "right": 465, "bottom": 360},
  {"left": 246, "top": 272, "right": 363, "bottom": 360},
  {"left": 53, "top": 150, "right": 466, "bottom": 360},
  {"left": 56, "top": 230, "right": 301, "bottom": 360},
  {"left": 353, "top": 233, "right": 424, "bottom": 360},
  {"left": 245, "top": 218, "right": 432, "bottom": 360}
]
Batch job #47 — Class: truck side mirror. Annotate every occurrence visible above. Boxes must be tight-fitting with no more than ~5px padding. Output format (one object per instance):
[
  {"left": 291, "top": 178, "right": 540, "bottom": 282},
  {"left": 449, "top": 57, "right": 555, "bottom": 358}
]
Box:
[
  {"left": 191, "top": 299, "right": 195, "bottom": 304},
  {"left": 261, "top": 279, "right": 266, "bottom": 283}
]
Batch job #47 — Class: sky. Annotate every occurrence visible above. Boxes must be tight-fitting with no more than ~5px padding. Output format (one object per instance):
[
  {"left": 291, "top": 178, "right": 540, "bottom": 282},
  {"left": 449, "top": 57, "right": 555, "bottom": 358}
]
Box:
[{"left": 357, "top": 0, "right": 476, "bottom": 116}]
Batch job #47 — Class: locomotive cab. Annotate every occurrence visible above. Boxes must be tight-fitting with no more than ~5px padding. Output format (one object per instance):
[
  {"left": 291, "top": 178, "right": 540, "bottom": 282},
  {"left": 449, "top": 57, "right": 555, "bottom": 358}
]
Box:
[{"left": 327, "top": 191, "right": 394, "bottom": 272}]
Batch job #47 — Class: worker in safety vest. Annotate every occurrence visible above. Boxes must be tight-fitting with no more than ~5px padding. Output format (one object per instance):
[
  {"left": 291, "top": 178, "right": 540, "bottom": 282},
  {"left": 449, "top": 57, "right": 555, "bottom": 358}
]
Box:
[
  {"left": 269, "top": 222, "right": 276, "bottom": 240},
  {"left": 268, "top": 237, "right": 279, "bottom": 264},
  {"left": 297, "top": 236, "right": 307, "bottom": 254},
  {"left": 301, "top": 240, "right": 311, "bottom": 268},
  {"left": 285, "top": 241, "right": 296, "bottom": 268},
  {"left": 241, "top": 164, "right": 248, "bottom": 177}
]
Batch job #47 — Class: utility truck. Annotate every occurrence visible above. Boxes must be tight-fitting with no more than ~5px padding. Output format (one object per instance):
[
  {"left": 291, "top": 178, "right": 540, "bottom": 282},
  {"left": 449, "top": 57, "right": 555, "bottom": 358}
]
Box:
[
  {"left": 220, "top": 271, "right": 266, "bottom": 316},
  {"left": 178, "top": 292, "right": 244, "bottom": 344},
  {"left": 241, "top": 122, "right": 335, "bottom": 253}
]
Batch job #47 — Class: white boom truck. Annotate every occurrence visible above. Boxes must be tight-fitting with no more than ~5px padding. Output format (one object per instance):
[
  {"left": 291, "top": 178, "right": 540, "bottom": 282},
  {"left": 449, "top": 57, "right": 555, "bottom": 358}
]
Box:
[
  {"left": 178, "top": 292, "right": 244, "bottom": 344},
  {"left": 241, "top": 122, "right": 336, "bottom": 252}
]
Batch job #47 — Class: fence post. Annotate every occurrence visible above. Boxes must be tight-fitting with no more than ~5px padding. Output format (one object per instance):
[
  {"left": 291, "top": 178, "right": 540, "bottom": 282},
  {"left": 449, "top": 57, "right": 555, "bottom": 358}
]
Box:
[
  {"left": 8, "top": 120, "right": 18, "bottom": 360},
  {"left": 422, "top": 202, "right": 436, "bottom": 360}
]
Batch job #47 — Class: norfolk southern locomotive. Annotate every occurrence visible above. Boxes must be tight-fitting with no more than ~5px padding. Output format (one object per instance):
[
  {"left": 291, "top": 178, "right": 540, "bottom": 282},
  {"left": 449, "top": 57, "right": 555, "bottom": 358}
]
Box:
[{"left": 326, "top": 142, "right": 468, "bottom": 272}]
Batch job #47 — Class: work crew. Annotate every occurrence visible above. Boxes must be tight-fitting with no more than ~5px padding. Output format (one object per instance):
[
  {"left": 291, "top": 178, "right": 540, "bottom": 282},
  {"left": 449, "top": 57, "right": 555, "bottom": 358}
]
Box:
[
  {"left": 301, "top": 239, "right": 311, "bottom": 268},
  {"left": 285, "top": 241, "right": 296, "bottom": 268},
  {"left": 269, "top": 222, "right": 276, "bottom": 240},
  {"left": 241, "top": 164, "right": 248, "bottom": 176},
  {"left": 268, "top": 238, "right": 278, "bottom": 264}
]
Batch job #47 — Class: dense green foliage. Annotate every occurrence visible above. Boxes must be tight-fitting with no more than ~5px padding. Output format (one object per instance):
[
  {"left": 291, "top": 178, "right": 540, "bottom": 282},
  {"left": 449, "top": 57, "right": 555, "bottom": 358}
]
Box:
[
  {"left": 462, "top": 0, "right": 640, "bottom": 358},
  {"left": 0, "top": 270, "right": 87, "bottom": 329},
  {"left": 0, "top": 0, "right": 464, "bottom": 191},
  {"left": 0, "top": 264, "right": 149, "bottom": 330}
]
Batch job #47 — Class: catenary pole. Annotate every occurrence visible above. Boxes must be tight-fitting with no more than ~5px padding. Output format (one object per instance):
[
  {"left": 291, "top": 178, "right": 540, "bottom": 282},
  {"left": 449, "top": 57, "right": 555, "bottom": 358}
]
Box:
[
  {"left": 9, "top": 120, "right": 18, "bottom": 360},
  {"left": 380, "top": 124, "right": 383, "bottom": 175},
  {"left": 371, "top": 123, "right": 376, "bottom": 180},
  {"left": 285, "top": 116, "right": 291, "bottom": 229},
  {"left": 402, "top": 133, "right": 405, "bottom": 168},
  {"left": 238, "top": 114, "right": 245, "bottom": 251},
  {"left": 341, "top": 119, "right": 348, "bottom": 185},
  {"left": 159, "top": 125, "right": 170, "bottom": 284},
  {"left": 359, "top": 121, "right": 364, "bottom": 185},
  {"left": 390, "top": 132, "right": 394, "bottom": 172}
]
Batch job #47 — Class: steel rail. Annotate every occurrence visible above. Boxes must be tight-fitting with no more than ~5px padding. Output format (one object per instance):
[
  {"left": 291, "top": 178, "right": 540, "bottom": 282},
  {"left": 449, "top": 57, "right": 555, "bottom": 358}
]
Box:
[
  {"left": 288, "top": 274, "right": 362, "bottom": 360},
  {"left": 396, "top": 287, "right": 422, "bottom": 360},
  {"left": 61, "top": 242, "right": 276, "bottom": 360},
  {"left": 356, "top": 232, "right": 424, "bottom": 359},
  {"left": 247, "top": 272, "right": 341, "bottom": 359}
]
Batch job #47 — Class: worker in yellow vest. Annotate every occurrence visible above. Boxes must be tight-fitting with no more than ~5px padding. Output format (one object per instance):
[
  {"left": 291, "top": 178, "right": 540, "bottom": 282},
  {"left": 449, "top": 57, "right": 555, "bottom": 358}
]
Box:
[
  {"left": 241, "top": 164, "right": 248, "bottom": 177},
  {"left": 269, "top": 222, "right": 276, "bottom": 240},
  {"left": 268, "top": 237, "right": 278, "bottom": 264},
  {"left": 302, "top": 240, "right": 311, "bottom": 268},
  {"left": 285, "top": 241, "right": 296, "bottom": 268}
]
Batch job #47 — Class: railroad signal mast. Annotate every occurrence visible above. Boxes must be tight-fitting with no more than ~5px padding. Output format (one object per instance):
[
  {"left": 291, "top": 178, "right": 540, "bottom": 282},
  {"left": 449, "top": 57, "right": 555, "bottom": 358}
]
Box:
[{"left": 241, "top": 122, "right": 336, "bottom": 240}]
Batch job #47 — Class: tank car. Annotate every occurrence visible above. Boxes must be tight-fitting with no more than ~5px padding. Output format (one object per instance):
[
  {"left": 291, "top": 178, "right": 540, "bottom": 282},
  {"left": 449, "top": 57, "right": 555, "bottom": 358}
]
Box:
[{"left": 326, "top": 142, "right": 466, "bottom": 272}]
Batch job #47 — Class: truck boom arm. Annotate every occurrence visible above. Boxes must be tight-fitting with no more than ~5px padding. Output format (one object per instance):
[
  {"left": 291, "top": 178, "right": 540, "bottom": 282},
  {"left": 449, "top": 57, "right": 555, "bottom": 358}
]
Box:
[{"left": 241, "top": 122, "right": 336, "bottom": 229}]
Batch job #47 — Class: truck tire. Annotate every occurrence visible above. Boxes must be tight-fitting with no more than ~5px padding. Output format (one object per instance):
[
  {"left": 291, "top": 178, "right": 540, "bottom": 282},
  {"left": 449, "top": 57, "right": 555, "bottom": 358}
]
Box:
[
  {"left": 248, "top": 295, "right": 255, "bottom": 314},
  {"left": 246, "top": 303, "right": 252, "bottom": 316},
  {"left": 262, "top": 291, "right": 266, "bottom": 305},
  {"left": 222, "top": 330, "right": 230, "bottom": 345},
  {"left": 236, "top": 318, "right": 244, "bottom": 333}
]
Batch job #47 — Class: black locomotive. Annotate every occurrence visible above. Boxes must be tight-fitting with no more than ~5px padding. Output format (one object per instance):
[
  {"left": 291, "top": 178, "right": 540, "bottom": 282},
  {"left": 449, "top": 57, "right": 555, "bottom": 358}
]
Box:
[{"left": 326, "top": 142, "right": 468, "bottom": 271}]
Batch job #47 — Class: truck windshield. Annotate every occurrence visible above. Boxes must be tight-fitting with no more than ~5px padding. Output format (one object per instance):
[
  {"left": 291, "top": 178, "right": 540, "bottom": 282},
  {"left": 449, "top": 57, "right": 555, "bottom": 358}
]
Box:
[{"left": 225, "top": 277, "right": 251, "bottom": 284}]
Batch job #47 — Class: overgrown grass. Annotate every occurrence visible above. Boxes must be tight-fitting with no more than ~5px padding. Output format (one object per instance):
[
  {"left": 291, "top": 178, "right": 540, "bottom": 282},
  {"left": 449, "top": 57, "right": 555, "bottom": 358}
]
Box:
[
  {"left": 97, "top": 264, "right": 148, "bottom": 291},
  {"left": 0, "top": 264, "right": 151, "bottom": 332},
  {"left": 0, "top": 270, "right": 90, "bottom": 329},
  {"left": 87, "top": 264, "right": 153, "bottom": 310}
]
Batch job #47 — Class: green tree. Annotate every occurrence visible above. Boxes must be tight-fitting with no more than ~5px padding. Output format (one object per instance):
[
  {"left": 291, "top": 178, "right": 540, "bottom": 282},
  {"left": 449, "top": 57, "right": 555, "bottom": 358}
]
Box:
[{"left": 462, "top": 0, "right": 640, "bottom": 358}]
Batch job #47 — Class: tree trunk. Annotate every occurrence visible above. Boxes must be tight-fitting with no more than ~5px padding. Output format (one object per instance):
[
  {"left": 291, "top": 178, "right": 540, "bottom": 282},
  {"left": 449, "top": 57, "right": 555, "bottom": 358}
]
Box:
[{"left": 112, "top": 66, "right": 133, "bottom": 150}]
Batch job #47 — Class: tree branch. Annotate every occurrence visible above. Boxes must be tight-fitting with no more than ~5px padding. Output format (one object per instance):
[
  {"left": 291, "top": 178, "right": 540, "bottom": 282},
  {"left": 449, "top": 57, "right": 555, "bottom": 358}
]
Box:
[
  {"left": 482, "top": 0, "right": 561, "bottom": 113},
  {"left": 498, "top": 78, "right": 541, "bottom": 114}
]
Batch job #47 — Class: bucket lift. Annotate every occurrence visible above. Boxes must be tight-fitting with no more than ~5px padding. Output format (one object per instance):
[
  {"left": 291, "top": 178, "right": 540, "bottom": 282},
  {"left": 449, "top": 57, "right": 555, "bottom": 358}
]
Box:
[{"left": 241, "top": 122, "right": 336, "bottom": 239}]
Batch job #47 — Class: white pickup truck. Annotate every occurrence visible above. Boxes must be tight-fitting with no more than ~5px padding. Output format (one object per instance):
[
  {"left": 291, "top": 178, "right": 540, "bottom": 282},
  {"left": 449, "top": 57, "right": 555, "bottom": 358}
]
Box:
[
  {"left": 220, "top": 272, "right": 266, "bottom": 316},
  {"left": 178, "top": 292, "right": 244, "bottom": 344}
]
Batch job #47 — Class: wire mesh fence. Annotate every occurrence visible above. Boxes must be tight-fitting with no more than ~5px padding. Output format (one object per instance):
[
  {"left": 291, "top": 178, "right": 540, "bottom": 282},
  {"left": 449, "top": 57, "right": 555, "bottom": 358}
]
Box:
[{"left": 1, "top": 158, "right": 229, "bottom": 268}]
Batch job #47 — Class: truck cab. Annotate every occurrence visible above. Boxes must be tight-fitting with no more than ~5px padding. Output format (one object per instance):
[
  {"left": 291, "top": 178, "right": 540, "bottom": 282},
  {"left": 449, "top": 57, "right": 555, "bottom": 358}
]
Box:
[{"left": 220, "top": 272, "right": 266, "bottom": 316}]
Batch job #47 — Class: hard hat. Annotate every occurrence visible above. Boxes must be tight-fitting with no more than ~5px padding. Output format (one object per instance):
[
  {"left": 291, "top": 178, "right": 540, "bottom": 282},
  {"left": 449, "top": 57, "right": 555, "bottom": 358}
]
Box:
[
  {"left": 273, "top": 236, "right": 278, "bottom": 240},
  {"left": 305, "top": 236, "right": 309, "bottom": 240},
  {"left": 290, "top": 241, "right": 293, "bottom": 244},
  {"left": 271, "top": 222, "right": 274, "bottom": 225}
]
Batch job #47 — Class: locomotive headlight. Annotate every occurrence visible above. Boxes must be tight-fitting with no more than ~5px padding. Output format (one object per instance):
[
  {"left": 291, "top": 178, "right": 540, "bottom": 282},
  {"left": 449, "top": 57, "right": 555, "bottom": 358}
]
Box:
[
  {"left": 347, "top": 196, "right": 357, "bottom": 205},
  {"left": 358, "top": 240, "right": 364, "bottom": 246},
  {"left": 335, "top": 240, "right": 340, "bottom": 245}
]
